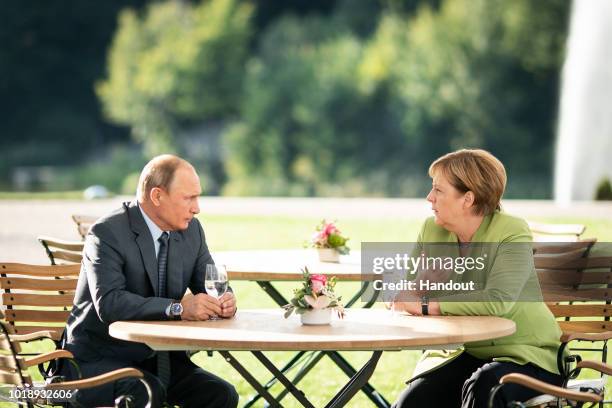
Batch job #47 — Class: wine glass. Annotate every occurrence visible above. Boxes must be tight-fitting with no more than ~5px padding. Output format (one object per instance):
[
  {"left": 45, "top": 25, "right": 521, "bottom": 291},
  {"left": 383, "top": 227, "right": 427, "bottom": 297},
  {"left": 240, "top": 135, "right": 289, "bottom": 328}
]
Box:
[{"left": 205, "top": 264, "right": 228, "bottom": 320}]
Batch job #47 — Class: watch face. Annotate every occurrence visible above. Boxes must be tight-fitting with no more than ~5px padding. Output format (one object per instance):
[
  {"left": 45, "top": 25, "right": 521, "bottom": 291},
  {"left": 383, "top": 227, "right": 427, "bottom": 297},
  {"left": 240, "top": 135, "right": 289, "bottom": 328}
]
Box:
[{"left": 171, "top": 303, "right": 183, "bottom": 316}]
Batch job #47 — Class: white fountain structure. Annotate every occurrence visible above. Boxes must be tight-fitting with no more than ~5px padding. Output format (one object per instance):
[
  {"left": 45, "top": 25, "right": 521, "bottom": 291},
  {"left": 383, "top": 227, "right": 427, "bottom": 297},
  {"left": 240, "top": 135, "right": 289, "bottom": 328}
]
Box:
[{"left": 555, "top": 0, "right": 612, "bottom": 205}]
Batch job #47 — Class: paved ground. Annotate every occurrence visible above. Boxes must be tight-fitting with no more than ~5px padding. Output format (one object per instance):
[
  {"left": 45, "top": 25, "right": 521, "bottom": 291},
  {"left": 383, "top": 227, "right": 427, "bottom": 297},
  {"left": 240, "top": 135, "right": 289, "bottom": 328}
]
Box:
[{"left": 1, "top": 196, "right": 610, "bottom": 263}]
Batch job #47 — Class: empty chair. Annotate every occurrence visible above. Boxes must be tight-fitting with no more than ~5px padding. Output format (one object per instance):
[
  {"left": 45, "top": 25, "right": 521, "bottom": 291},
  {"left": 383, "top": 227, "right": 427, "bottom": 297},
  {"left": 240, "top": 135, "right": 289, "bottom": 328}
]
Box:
[
  {"left": 38, "top": 236, "right": 84, "bottom": 265},
  {"left": 71, "top": 214, "right": 98, "bottom": 240}
]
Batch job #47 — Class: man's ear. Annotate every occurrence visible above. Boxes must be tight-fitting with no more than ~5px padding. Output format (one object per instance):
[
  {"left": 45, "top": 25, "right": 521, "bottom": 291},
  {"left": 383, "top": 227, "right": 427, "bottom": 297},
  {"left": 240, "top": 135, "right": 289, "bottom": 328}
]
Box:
[{"left": 150, "top": 187, "right": 163, "bottom": 207}]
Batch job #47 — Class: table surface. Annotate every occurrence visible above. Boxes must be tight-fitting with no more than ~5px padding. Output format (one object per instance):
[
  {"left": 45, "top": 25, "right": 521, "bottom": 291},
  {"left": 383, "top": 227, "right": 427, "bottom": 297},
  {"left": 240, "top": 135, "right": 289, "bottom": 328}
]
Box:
[
  {"left": 213, "top": 249, "right": 367, "bottom": 281},
  {"left": 109, "top": 309, "right": 516, "bottom": 352}
]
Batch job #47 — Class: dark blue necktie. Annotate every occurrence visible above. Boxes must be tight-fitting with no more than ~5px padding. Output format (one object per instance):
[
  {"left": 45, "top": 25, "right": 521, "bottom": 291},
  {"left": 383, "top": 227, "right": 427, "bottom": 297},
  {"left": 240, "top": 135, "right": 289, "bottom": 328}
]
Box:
[
  {"left": 157, "top": 232, "right": 171, "bottom": 388},
  {"left": 158, "top": 232, "right": 169, "bottom": 298}
]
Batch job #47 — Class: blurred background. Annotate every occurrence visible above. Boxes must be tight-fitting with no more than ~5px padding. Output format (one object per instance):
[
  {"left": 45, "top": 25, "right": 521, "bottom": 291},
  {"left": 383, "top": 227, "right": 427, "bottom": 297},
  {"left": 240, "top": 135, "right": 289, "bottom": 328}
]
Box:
[{"left": 2, "top": 0, "right": 610, "bottom": 201}]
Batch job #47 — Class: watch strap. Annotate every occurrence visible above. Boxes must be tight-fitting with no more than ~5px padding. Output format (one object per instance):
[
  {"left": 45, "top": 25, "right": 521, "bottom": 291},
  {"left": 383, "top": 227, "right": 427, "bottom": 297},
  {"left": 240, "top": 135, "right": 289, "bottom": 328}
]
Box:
[{"left": 421, "top": 298, "right": 429, "bottom": 316}]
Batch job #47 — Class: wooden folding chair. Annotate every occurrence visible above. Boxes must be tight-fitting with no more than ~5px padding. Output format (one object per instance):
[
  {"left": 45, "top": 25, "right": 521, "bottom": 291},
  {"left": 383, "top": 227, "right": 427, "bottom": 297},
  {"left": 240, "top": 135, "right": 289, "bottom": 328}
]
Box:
[
  {"left": 0, "top": 317, "right": 151, "bottom": 407},
  {"left": 491, "top": 241, "right": 612, "bottom": 407},
  {"left": 71, "top": 215, "right": 98, "bottom": 241},
  {"left": 37, "top": 236, "right": 83, "bottom": 265},
  {"left": 0, "top": 263, "right": 79, "bottom": 342}
]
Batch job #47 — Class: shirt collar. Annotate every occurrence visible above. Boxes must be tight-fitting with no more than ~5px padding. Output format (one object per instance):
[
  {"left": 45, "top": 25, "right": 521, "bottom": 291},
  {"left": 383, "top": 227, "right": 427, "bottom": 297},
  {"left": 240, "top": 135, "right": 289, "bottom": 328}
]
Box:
[{"left": 137, "top": 202, "right": 166, "bottom": 242}]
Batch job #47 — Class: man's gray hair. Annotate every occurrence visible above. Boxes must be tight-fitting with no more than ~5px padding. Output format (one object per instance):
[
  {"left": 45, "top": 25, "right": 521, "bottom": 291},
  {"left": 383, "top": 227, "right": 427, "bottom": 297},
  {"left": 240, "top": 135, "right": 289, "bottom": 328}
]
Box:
[{"left": 137, "top": 154, "right": 192, "bottom": 202}]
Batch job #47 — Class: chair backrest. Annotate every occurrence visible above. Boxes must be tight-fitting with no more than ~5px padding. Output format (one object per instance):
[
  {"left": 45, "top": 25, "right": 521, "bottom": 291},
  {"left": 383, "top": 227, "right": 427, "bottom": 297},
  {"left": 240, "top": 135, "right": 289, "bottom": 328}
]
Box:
[
  {"left": 38, "top": 236, "right": 84, "bottom": 265},
  {"left": 528, "top": 221, "right": 586, "bottom": 242},
  {"left": 534, "top": 240, "right": 612, "bottom": 334},
  {"left": 71, "top": 214, "right": 98, "bottom": 241},
  {"left": 533, "top": 238, "right": 597, "bottom": 255},
  {"left": 0, "top": 317, "right": 32, "bottom": 388},
  {"left": 0, "top": 263, "right": 79, "bottom": 341}
]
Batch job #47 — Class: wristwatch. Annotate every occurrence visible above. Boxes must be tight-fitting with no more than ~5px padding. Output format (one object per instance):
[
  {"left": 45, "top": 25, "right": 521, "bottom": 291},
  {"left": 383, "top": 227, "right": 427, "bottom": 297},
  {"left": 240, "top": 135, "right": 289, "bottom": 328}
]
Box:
[
  {"left": 420, "top": 296, "right": 429, "bottom": 316},
  {"left": 169, "top": 301, "right": 183, "bottom": 320}
]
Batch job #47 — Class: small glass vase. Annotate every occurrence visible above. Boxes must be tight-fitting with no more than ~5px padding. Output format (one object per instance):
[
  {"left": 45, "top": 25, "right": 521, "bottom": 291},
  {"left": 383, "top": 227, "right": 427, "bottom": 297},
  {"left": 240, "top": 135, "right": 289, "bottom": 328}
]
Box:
[
  {"left": 300, "top": 308, "right": 332, "bottom": 325},
  {"left": 317, "top": 248, "right": 340, "bottom": 263}
]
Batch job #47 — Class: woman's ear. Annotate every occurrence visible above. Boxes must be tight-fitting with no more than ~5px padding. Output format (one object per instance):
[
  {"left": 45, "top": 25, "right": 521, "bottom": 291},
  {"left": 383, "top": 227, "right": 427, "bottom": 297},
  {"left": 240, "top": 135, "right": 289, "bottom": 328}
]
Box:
[{"left": 463, "top": 191, "right": 475, "bottom": 209}]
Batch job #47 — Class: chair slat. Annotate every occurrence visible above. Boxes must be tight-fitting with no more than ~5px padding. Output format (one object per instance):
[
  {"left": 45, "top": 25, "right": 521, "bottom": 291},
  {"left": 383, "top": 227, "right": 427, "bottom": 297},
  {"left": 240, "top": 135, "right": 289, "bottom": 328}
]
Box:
[
  {"left": 0, "top": 337, "right": 14, "bottom": 351},
  {"left": 535, "top": 256, "right": 612, "bottom": 270},
  {"left": 542, "top": 288, "right": 612, "bottom": 302},
  {"left": 537, "top": 270, "right": 612, "bottom": 286},
  {"left": 37, "top": 236, "right": 83, "bottom": 265},
  {"left": 2, "top": 293, "right": 74, "bottom": 307},
  {"left": 0, "top": 277, "right": 78, "bottom": 291},
  {"left": 37, "top": 236, "right": 84, "bottom": 252},
  {"left": 528, "top": 221, "right": 586, "bottom": 236},
  {"left": 0, "top": 263, "right": 80, "bottom": 277},
  {"left": 533, "top": 239, "right": 596, "bottom": 255},
  {"left": 0, "top": 323, "right": 22, "bottom": 354},
  {"left": 0, "top": 354, "right": 26, "bottom": 371},
  {"left": 559, "top": 321, "right": 612, "bottom": 333},
  {"left": 0, "top": 371, "right": 24, "bottom": 384},
  {"left": 47, "top": 249, "right": 82, "bottom": 263},
  {"left": 548, "top": 304, "right": 612, "bottom": 318},
  {"left": 3, "top": 310, "right": 71, "bottom": 323}
]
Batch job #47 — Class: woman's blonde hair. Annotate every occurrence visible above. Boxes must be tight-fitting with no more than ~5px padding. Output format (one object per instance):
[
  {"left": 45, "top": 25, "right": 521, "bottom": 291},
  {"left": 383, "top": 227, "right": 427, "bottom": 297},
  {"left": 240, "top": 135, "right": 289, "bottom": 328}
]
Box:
[{"left": 428, "top": 149, "right": 506, "bottom": 215}]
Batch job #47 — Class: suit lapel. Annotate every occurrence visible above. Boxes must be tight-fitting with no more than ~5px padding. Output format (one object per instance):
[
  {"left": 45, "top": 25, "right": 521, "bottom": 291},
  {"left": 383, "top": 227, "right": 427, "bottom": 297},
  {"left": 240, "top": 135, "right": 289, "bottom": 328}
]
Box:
[
  {"left": 126, "top": 201, "right": 159, "bottom": 295},
  {"left": 167, "top": 232, "right": 184, "bottom": 300}
]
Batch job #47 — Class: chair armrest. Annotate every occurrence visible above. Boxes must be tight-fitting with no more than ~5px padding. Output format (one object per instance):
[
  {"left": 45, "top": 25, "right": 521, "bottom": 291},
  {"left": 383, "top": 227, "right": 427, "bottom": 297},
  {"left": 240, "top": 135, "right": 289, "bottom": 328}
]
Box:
[
  {"left": 576, "top": 360, "right": 612, "bottom": 376},
  {"left": 45, "top": 368, "right": 144, "bottom": 390},
  {"left": 10, "top": 331, "right": 56, "bottom": 342},
  {"left": 561, "top": 331, "right": 612, "bottom": 343},
  {"left": 500, "top": 373, "right": 602, "bottom": 403},
  {"left": 25, "top": 350, "right": 74, "bottom": 367}
]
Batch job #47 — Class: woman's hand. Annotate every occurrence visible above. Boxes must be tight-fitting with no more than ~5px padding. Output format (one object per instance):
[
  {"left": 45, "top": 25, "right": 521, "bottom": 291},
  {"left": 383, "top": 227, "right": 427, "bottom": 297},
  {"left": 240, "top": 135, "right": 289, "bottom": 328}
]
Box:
[{"left": 392, "top": 300, "right": 441, "bottom": 316}]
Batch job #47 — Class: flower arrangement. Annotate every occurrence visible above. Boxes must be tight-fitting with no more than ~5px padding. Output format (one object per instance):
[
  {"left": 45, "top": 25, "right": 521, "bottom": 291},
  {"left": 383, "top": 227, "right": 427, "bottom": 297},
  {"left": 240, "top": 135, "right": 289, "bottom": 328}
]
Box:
[
  {"left": 307, "top": 220, "right": 350, "bottom": 255},
  {"left": 283, "top": 267, "right": 345, "bottom": 319}
]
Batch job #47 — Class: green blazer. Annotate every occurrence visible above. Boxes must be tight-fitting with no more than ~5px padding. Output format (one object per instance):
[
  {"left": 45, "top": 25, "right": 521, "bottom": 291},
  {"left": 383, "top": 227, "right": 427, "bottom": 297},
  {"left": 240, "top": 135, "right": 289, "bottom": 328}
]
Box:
[{"left": 410, "top": 211, "right": 562, "bottom": 381}]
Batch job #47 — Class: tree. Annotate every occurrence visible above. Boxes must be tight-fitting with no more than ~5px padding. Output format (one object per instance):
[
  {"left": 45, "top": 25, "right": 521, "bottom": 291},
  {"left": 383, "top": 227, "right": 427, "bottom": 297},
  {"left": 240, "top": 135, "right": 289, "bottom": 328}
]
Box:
[
  {"left": 224, "top": 15, "right": 411, "bottom": 196},
  {"left": 372, "top": 0, "right": 569, "bottom": 196},
  {"left": 96, "top": 0, "right": 253, "bottom": 156},
  {"left": 0, "top": 0, "right": 148, "bottom": 187}
]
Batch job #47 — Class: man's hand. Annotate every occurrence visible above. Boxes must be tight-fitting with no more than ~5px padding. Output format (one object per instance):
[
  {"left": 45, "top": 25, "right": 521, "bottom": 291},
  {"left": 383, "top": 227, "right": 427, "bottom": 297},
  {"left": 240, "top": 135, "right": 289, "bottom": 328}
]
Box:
[
  {"left": 219, "top": 292, "right": 237, "bottom": 318},
  {"left": 180, "top": 293, "right": 223, "bottom": 321}
]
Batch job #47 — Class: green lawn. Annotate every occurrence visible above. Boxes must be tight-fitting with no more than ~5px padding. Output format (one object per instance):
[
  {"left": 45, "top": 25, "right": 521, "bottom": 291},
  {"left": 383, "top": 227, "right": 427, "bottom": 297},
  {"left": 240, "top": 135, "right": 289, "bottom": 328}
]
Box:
[
  {"left": 0, "top": 191, "right": 86, "bottom": 199},
  {"left": 7, "top": 213, "right": 612, "bottom": 407}
]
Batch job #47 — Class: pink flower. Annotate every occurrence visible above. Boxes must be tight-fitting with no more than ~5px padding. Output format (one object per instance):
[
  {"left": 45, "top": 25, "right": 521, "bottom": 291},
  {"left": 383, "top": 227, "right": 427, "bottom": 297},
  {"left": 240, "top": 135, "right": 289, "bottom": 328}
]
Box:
[
  {"left": 323, "top": 223, "right": 338, "bottom": 236},
  {"left": 311, "top": 231, "right": 327, "bottom": 246},
  {"left": 310, "top": 274, "right": 327, "bottom": 294}
]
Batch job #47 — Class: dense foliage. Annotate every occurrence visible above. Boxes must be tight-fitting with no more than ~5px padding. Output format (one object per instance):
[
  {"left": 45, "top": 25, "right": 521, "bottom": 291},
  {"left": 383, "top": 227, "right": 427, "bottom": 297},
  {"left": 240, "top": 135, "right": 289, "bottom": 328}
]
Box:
[{"left": 0, "top": 0, "right": 569, "bottom": 197}]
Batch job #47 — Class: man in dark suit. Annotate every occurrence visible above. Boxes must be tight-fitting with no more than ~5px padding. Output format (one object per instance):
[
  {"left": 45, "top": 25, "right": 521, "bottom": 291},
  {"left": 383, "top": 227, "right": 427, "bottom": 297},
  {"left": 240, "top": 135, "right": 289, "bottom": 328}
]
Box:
[{"left": 63, "top": 155, "right": 239, "bottom": 407}]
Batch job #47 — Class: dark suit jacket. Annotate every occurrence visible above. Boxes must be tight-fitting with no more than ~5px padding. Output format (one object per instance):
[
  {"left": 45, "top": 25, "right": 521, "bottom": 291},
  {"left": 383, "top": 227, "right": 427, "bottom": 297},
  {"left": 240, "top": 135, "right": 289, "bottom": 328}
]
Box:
[{"left": 63, "top": 200, "right": 213, "bottom": 362}]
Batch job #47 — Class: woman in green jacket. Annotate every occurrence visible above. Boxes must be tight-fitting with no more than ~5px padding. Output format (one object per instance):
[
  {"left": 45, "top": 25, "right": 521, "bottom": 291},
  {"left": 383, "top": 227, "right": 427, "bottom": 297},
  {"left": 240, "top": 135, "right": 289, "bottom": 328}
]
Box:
[{"left": 392, "top": 149, "right": 563, "bottom": 408}]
